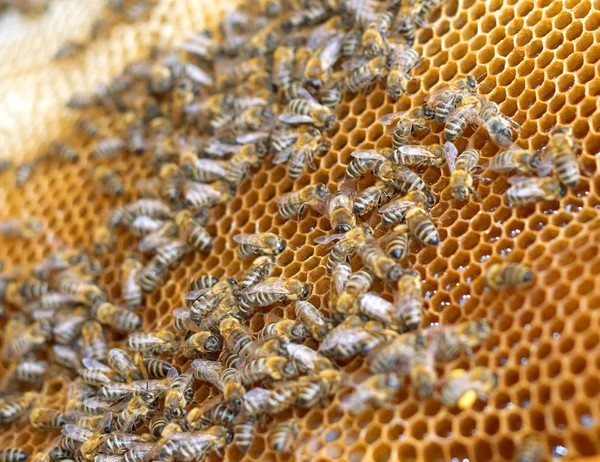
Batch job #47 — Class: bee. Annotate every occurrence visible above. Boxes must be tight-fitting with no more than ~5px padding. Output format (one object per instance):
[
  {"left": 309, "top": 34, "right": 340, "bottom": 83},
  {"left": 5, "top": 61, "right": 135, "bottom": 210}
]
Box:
[
  {"left": 547, "top": 126, "right": 580, "bottom": 189},
  {"left": 14, "top": 161, "right": 39, "bottom": 188},
  {"left": 430, "top": 319, "right": 491, "bottom": 362},
  {"left": 410, "top": 333, "right": 436, "bottom": 399},
  {"left": 124, "top": 111, "right": 146, "bottom": 155},
  {"left": 183, "top": 331, "right": 221, "bottom": 357},
  {"left": 233, "top": 232, "right": 287, "bottom": 258},
  {"left": 189, "top": 275, "right": 219, "bottom": 291},
  {"left": 218, "top": 316, "right": 257, "bottom": 359},
  {"left": 353, "top": 181, "right": 398, "bottom": 217},
  {"left": 386, "top": 44, "right": 423, "bottom": 100},
  {"left": 0, "top": 218, "right": 44, "bottom": 239},
  {"left": 304, "top": 31, "right": 345, "bottom": 88},
  {"left": 146, "top": 425, "right": 229, "bottom": 461},
  {"left": 269, "top": 419, "right": 300, "bottom": 453},
  {"left": 367, "top": 332, "right": 417, "bottom": 374},
  {"left": 356, "top": 292, "right": 401, "bottom": 330},
  {"left": 238, "top": 278, "right": 311, "bottom": 310},
  {"left": 3, "top": 320, "right": 50, "bottom": 360},
  {"left": 295, "top": 300, "right": 330, "bottom": 341},
  {"left": 378, "top": 105, "right": 435, "bottom": 148},
  {"left": 442, "top": 94, "right": 484, "bottom": 141},
  {"left": 154, "top": 240, "right": 191, "bottom": 268},
  {"left": 273, "top": 126, "right": 328, "bottom": 179},
  {"left": 286, "top": 343, "right": 333, "bottom": 375},
  {"left": 319, "top": 319, "right": 387, "bottom": 360},
  {"left": 382, "top": 224, "right": 410, "bottom": 260},
  {"left": 108, "top": 348, "right": 142, "bottom": 382},
  {"left": 257, "top": 314, "right": 309, "bottom": 343},
  {"left": 233, "top": 105, "right": 276, "bottom": 133},
  {"left": 361, "top": 9, "right": 393, "bottom": 58},
  {"left": 343, "top": 56, "right": 389, "bottom": 93},
  {"left": 485, "top": 262, "right": 534, "bottom": 290},
  {"left": 381, "top": 196, "right": 438, "bottom": 246},
  {"left": 10, "top": 360, "right": 50, "bottom": 384},
  {"left": 49, "top": 141, "right": 80, "bottom": 161},
  {"left": 506, "top": 176, "right": 565, "bottom": 205},
  {"left": 440, "top": 367, "right": 497, "bottom": 409},
  {"left": 115, "top": 396, "right": 152, "bottom": 432},
  {"left": 119, "top": 255, "right": 143, "bottom": 309},
  {"left": 335, "top": 268, "right": 373, "bottom": 317},
  {"left": 445, "top": 142, "right": 488, "bottom": 201},
  {"left": 224, "top": 141, "right": 266, "bottom": 186},
  {"left": 93, "top": 167, "right": 125, "bottom": 197},
  {"left": 240, "top": 385, "right": 295, "bottom": 417},
  {"left": 0, "top": 392, "right": 39, "bottom": 423},
  {"left": 233, "top": 418, "right": 257, "bottom": 453},
  {"left": 91, "top": 137, "right": 127, "bottom": 159},
  {"left": 139, "top": 260, "right": 168, "bottom": 293},
  {"left": 0, "top": 448, "right": 28, "bottom": 462},
  {"left": 272, "top": 46, "right": 295, "bottom": 95},
  {"left": 78, "top": 358, "right": 117, "bottom": 386},
  {"left": 240, "top": 356, "right": 298, "bottom": 386},
  {"left": 312, "top": 184, "right": 356, "bottom": 233},
  {"left": 138, "top": 355, "right": 173, "bottom": 379},
  {"left": 72, "top": 117, "right": 99, "bottom": 138},
  {"left": 52, "top": 344, "right": 81, "bottom": 371},
  {"left": 187, "top": 400, "right": 236, "bottom": 430},
  {"left": 127, "top": 331, "right": 179, "bottom": 354},
  {"left": 148, "top": 414, "right": 169, "bottom": 438},
  {"left": 358, "top": 235, "right": 403, "bottom": 281},
  {"left": 393, "top": 270, "right": 423, "bottom": 331},
  {"left": 489, "top": 147, "right": 542, "bottom": 175},
  {"left": 480, "top": 101, "right": 521, "bottom": 148},
  {"left": 53, "top": 40, "right": 85, "bottom": 59},
  {"left": 513, "top": 436, "right": 546, "bottom": 462},
  {"left": 18, "top": 277, "right": 49, "bottom": 300},
  {"left": 158, "top": 163, "right": 183, "bottom": 204},
  {"left": 280, "top": 97, "right": 337, "bottom": 129},
  {"left": 29, "top": 407, "right": 66, "bottom": 429},
  {"left": 81, "top": 321, "right": 107, "bottom": 362},
  {"left": 191, "top": 358, "right": 245, "bottom": 409},
  {"left": 426, "top": 75, "right": 481, "bottom": 123},
  {"left": 317, "top": 225, "right": 372, "bottom": 272},
  {"left": 183, "top": 180, "right": 232, "bottom": 211},
  {"left": 344, "top": 373, "right": 402, "bottom": 415},
  {"left": 239, "top": 256, "right": 275, "bottom": 290},
  {"left": 94, "top": 302, "right": 142, "bottom": 331},
  {"left": 186, "top": 278, "right": 238, "bottom": 319},
  {"left": 164, "top": 368, "right": 195, "bottom": 417},
  {"left": 176, "top": 211, "right": 213, "bottom": 252},
  {"left": 387, "top": 144, "right": 445, "bottom": 167},
  {"left": 91, "top": 226, "right": 114, "bottom": 255},
  {"left": 319, "top": 79, "right": 343, "bottom": 108},
  {"left": 180, "top": 153, "right": 228, "bottom": 183},
  {"left": 280, "top": 3, "right": 329, "bottom": 31}
]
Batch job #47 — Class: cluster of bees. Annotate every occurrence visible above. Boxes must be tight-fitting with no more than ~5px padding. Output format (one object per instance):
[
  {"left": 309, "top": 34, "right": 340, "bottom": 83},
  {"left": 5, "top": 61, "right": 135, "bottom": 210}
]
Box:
[{"left": 0, "top": 0, "right": 585, "bottom": 459}]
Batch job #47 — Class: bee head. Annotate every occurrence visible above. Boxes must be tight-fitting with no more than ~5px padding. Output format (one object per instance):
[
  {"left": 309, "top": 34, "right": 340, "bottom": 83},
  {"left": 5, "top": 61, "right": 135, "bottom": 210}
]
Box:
[
  {"left": 206, "top": 336, "right": 220, "bottom": 352},
  {"left": 334, "top": 223, "right": 352, "bottom": 233},
  {"left": 300, "top": 283, "right": 311, "bottom": 300}
]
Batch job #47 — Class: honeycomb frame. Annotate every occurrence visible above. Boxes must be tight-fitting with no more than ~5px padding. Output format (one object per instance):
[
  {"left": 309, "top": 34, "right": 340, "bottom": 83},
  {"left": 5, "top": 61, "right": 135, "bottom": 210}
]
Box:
[{"left": 1, "top": 0, "right": 600, "bottom": 461}]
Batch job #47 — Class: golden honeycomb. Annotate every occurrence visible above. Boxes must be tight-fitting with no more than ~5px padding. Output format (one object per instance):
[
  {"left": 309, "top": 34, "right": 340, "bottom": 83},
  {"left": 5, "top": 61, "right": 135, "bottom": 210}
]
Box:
[{"left": 0, "top": 0, "right": 600, "bottom": 461}]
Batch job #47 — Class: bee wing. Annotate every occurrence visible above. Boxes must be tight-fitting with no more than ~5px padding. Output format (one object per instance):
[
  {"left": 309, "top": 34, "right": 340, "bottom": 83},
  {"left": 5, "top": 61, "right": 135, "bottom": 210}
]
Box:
[
  {"left": 278, "top": 113, "right": 314, "bottom": 125},
  {"left": 127, "top": 332, "right": 167, "bottom": 346},
  {"left": 397, "top": 146, "right": 437, "bottom": 158},
  {"left": 138, "top": 235, "right": 174, "bottom": 254},
  {"left": 62, "top": 424, "right": 94, "bottom": 442},
  {"left": 444, "top": 142, "right": 459, "bottom": 173},
  {"left": 351, "top": 150, "right": 388, "bottom": 162},
  {"left": 272, "top": 144, "right": 296, "bottom": 165},
  {"left": 241, "top": 279, "right": 291, "bottom": 295},
  {"left": 341, "top": 56, "right": 367, "bottom": 71},
  {"left": 83, "top": 397, "right": 112, "bottom": 412},
  {"left": 506, "top": 177, "right": 547, "bottom": 195},
  {"left": 377, "top": 111, "right": 407, "bottom": 126},
  {"left": 194, "top": 159, "right": 227, "bottom": 177},
  {"left": 379, "top": 197, "right": 416, "bottom": 214},
  {"left": 184, "top": 63, "right": 214, "bottom": 86},
  {"left": 236, "top": 131, "right": 269, "bottom": 144},
  {"left": 232, "top": 233, "right": 264, "bottom": 248},
  {"left": 317, "top": 33, "right": 344, "bottom": 70},
  {"left": 536, "top": 149, "right": 553, "bottom": 177},
  {"left": 424, "top": 85, "right": 453, "bottom": 103},
  {"left": 314, "top": 232, "right": 346, "bottom": 244},
  {"left": 82, "top": 358, "right": 113, "bottom": 373},
  {"left": 184, "top": 180, "right": 221, "bottom": 198},
  {"left": 184, "top": 288, "right": 210, "bottom": 302},
  {"left": 190, "top": 359, "right": 223, "bottom": 389}
]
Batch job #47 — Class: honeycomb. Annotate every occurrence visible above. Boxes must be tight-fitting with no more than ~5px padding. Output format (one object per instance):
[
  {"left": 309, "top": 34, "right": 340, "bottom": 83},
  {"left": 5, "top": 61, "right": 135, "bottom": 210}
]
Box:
[{"left": 0, "top": 0, "right": 600, "bottom": 460}]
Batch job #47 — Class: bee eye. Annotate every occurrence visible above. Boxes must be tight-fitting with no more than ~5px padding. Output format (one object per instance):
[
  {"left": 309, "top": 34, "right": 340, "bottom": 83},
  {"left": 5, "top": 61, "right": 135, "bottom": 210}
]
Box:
[{"left": 501, "top": 128, "right": 511, "bottom": 137}]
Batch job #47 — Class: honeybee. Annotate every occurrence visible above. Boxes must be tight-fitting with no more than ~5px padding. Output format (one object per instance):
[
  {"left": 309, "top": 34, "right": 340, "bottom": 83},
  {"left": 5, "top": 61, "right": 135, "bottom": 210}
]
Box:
[
  {"left": 164, "top": 368, "right": 195, "bottom": 417},
  {"left": 190, "top": 275, "right": 219, "bottom": 291},
  {"left": 445, "top": 142, "right": 488, "bottom": 201},
  {"left": 53, "top": 40, "right": 85, "bottom": 59},
  {"left": 183, "top": 180, "right": 232, "bottom": 211},
  {"left": 489, "top": 146, "right": 542, "bottom": 175},
  {"left": 94, "top": 302, "right": 142, "bottom": 332},
  {"left": 312, "top": 184, "right": 357, "bottom": 233},
  {"left": 120, "top": 255, "right": 143, "bottom": 309},
  {"left": 158, "top": 163, "right": 183, "bottom": 204},
  {"left": 295, "top": 300, "right": 330, "bottom": 341},
  {"left": 114, "top": 396, "right": 152, "bottom": 432},
  {"left": 386, "top": 44, "right": 423, "bottom": 100},
  {"left": 93, "top": 167, "right": 125, "bottom": 197},
  {"left": 240, "top": 385, "right": 295, "bottom": 417},
  {"left": 443, "top": 94, "right": 485, "bottom": 141},
  {"left": 240, "top": 356, "right": 298, "bottom": 386},
  {"left": 485, "top": 262, "right": 534, "bottom": 290},
  {"left": 257, "top": 314, "right": 309, "bottom": 343},
  {"left": 108, "top": 348, "right": 142, "bottom": 382},
  {"left": 393, "top": 270, "right": 423, "bottom": 331},
  {"left": 381, "top": 195, "right": 438, "bottom": 246},
  {"left": 154, "top": 240, "right": 192, "bottom": 268},
  {"left": 286, "top": 343, "right": 332, "bottom": 374},
  {"left": 273, "top": 126, "right": 328, "bottom": 179},
  {"left": 335, "top": 268, "right": 373, "bottom": 317},
  {"left": 180, "top": 153, "right": 228, "bottom": 183},
  {"left": 269, "top": 419, "right": 299, "bottom": 453},
  {"left": 139, "top": 260, "right": 168, "bottom": 293},
  {"left": 317, "top": 225, "right": 371, "bottom": 272},
  {"left": 480, "top": 101, "right": 521, "bottom": 148},
  {"left": 319, "top": 78, "right": 344, "bottom": 109},
  {"left": 238, "top": 278, "right": 311, "bottom": 310},
  {"left": 49, "top": 141, "right": 80, "bottom": 161},
  {"left": 239, "top": 256, "right": 275, "bottom": 290},
  {"left": 0, "top": 218, "right": 44, "bottom": 239},
  {"left": 388, "top": 144, "right": 445, "bottom": 167},
  {"left": 138, "top": 355, "right": 173, "bottom": 379},
  {"left": 29, "top": 407, "right": 66, "bottom": 430},
  {"left": 319, "top": 320, "right": 382, "bottom": 360},
  {"left": 343, "top": 56, "right": 389, "bottom": 93},
  {"left": 186, "top": 278, "right": 238, "bottom": 319},
  {"left": 233, "top": 232, "right": 287, "bottom": 258},
  {"left": 0, "top": 448, "right": 28, "bottom": 462},
  {"left": 429, "top": 319, "right": 491, "bottom": 362},
  {"left": 272, "top": 46, "right": 295, "bottom": 94},
  {"left": 52, "top": 344, "right": 81, "bottom": 371},
  {"left": 426, "top": 74, "right": 481, "bottom": 123},
  {"left": 547, "top": 126, "right": 580, "bottom": 189},
  {"left": 304, "top": 31, "right": 344, "bottom": 88},
  {"left": 78, "top": 358, "right": 117, "bottom": 386},
  {"left": 14, "top": 161, "right": 38, "bottom": 188},
  {"left": 344, "top": 373, "right": 402, "bottom": 415},
  {"left": 91, "top": 137, "right": 127, "bottom": 159},
  {"left": 125, "top": 199, "right": 172, "bottom": 220},
  {"left": 410, "top": 333, "right": 436, "bottom": 399},
  {"left": 3, "top": 320, "right": 51, "bottom": 360},
  {"left": 440, "top": 367, "right": 497, "bottom": 409},
  {"left": 152, "top": 425, "right": 230, "bottom": 461},
  {"left": 176, "top": 211, "right": 213, "bottom": 252},
  {"left": 506, "top": 176, "right": 565, "bottom": 205},
  {"left": 381, "top": 224, "right": 410, "bottom": 260},
  {"left": 81, "top": 321, "right": 107, "bottom": 362},
  {"left": 233, "top": 418, "right": 258, "bottom": 453},
  {"left": 10, "top": 359, "right": 51, "bottom": 384},
  {"left": 279, "top": 97, "right": 337, "bottom": 129},
  {"left": 187, "top": 399, "right": 236, "bottom": 430},
  {"left": 358, "top": 235, "right": 403, "bottom": 281},
  {"left": 367, "top": 332, "right": 417, "bottom": 374},
  {"left": 378, "top": 105, "right": 434, "bottom": 148},
  {"left": 0, "top": 392, "right": 40, "bottom": 423},
  {"left": 353, "top": 181, "right": 398, "bottom": 217},
  {"left": 91, "top": 226, "right": 113, "bottom": 256},
  {"left": 127, "top": 330, "right": 179, "bottom": 354},
  {"left": 183, "top": 331, "right": 221, "bottom": 357},
  {"left": 513, "top": 436, "right": 547, "bottom": 462}
]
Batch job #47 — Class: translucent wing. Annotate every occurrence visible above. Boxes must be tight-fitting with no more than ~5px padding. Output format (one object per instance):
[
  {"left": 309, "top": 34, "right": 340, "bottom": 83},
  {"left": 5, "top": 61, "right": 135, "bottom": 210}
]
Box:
[
  {"left": 377, "top": 111, "right": 407, "bottom": 126},
  {"left": 536, "top": 149, "right": 553, "bottom": 177},
  {"left": 138, "top": 235, "right": 174, "bottom": 254},
  {"left": 241, "top": 279, "right": 291, "bottom": 295},
  {"left": 236, "top": 131, "right": 269, "bottom": 144},
  {"left": 82, "top": 358, "right": 113, "bottom": 373},
  {"left": 190, "top": 359, "right": 223, "bottom": 389},
  {"left": 184, "top": 63, "right": 214, "bottom": 86},
  {"left": 194, "top": 159, "right": 227, "bottom": 177},
  {"left": 444, "top": 142, "right": 459, "bottom": 173},
  {"left": 397, "top": 146, "right": 437, "bottom": 158},
  {"left": 379, "top": 197, "right": 418, "bottom": 214},
  {"left": 272, "top": 144, "right": 296, "bottom": 165},
  {"left": 286, "top": 343, "right": 323, "bottom": 370},
  {"left": 314, "top": 232, "right": 345, "bottom": 244},
  {"left": 317, "top": 34, "right": 344, "bottom": 70},
  {"left": 62, "top": 424, "right": 94, "bottom": 442},
  {"left": 506, "top": 177, "right": 547, "bottom": 196},
  {"left": 184, "top": 288, "right": 210, "bottom": 302},
  {"left": 341, "top": 56, "right": 367, "bottom": 71},
  {"left": 232, "top": 233, "right": 264, "bottom": 248},
  {"left": 279, "top": 113, "right": 314, "bottom": 125},
  {"left": 127, "top": 333, "right": 167, "bottom": 347},
  {"left": 351, "top": 150, "right": 388, "bottom": 162},
  {"left": 184, "top": 181, "right": 222, "bottom": 199}
]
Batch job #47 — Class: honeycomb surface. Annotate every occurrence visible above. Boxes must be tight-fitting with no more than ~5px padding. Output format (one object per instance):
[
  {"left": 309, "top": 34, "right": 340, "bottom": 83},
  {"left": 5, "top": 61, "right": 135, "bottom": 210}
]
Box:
[{"left": 0, "top": 0, "right": 600, "bottom": 461}]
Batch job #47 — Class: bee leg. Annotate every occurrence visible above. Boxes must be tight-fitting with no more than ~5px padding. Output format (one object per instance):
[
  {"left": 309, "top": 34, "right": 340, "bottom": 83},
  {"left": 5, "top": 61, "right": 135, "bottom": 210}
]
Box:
[
  {"left": 473, "top": 175, "right": 492, "bottom": 184},
  {"left": 469, "top": 187, "right": 482, "bottom": 201},
  {"left": 579, "top": 161, "right": 594, "bottom": 178}
]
